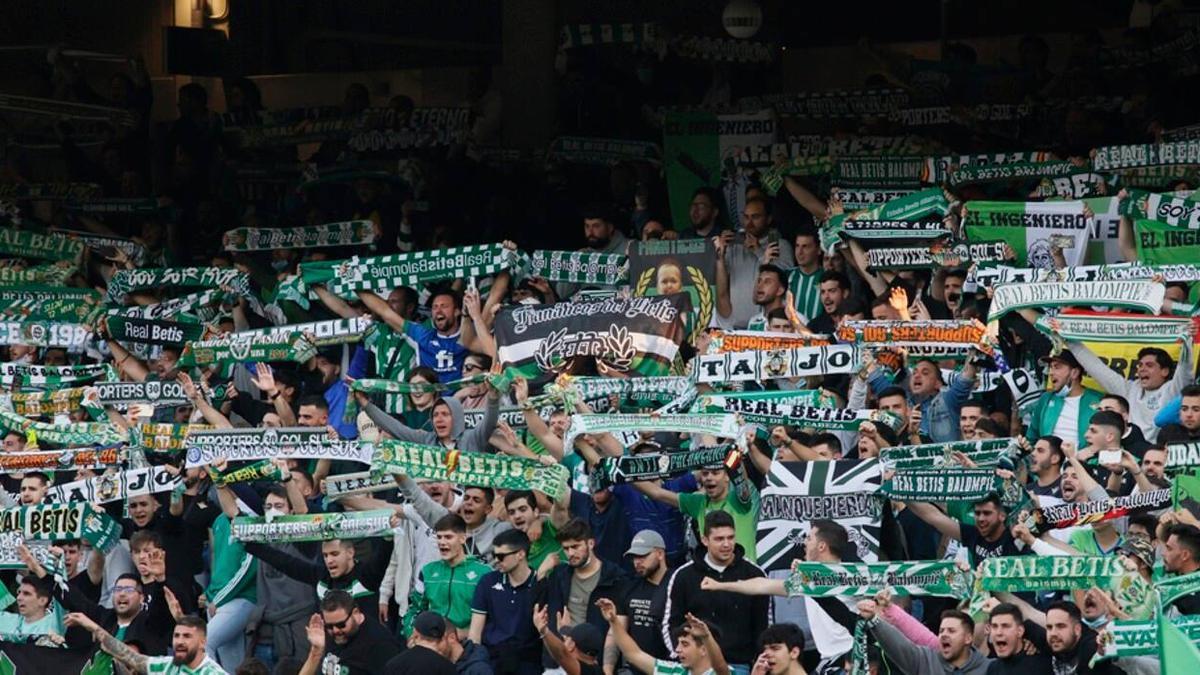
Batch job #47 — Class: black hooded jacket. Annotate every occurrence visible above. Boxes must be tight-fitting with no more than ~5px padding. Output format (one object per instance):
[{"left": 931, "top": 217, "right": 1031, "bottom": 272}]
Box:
[{"left": 660, "top": 545, "right": 770, "bottom": 665}]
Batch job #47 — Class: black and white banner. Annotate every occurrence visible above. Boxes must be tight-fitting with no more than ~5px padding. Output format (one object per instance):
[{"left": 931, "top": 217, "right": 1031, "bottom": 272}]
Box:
[
  {"left": 185, "top": 427, "right": 374, "bottom": 467},
  {"left": 44, "top": 466, "right": 180, "bottom": 504},
  {"left": 696, "top": 344, "right": 857, "bottom": 383}
]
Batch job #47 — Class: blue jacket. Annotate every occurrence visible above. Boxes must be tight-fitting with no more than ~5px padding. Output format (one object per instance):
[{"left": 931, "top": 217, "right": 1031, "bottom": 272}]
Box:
[{"left": 868, "top": 368, "right": 975, "bottom": 442}]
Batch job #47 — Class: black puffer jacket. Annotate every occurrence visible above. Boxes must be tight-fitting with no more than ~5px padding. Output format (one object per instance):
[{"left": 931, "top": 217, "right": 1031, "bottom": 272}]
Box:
[{"left": 661, "top": 545, "right": 770, "bottom": 665}]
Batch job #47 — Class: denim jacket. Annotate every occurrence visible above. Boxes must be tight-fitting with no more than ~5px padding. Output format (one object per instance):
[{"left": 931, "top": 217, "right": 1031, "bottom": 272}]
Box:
[{"left": 868, "top": 368, "right": 975, "bottom": 442}]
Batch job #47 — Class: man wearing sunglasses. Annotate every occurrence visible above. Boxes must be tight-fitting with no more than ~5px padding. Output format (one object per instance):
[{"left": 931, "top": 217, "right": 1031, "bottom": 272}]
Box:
[
  {"left": 468, "top": 529, "right": 542, "bottom": 675},
  {"left": 301, "top": 589, "right": 400, "bottom": 675},
  {"left": 41, "top": 569, "right": 172, "bottom": 656}
]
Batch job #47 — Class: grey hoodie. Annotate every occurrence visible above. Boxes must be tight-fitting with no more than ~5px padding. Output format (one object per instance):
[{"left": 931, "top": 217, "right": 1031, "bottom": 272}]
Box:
[
  {"left": 870, "top": 617, "right": 990, "bottom": 675},
  {"left": 394, "top": 474, "right": 512, "bottom": 562},
  {"left": 364, "top": 394, "right": 499, "bottom": 454}
]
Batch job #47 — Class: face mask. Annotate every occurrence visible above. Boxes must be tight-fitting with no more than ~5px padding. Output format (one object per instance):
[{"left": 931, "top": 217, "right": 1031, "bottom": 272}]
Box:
[
  {"left": 1082, "top": 614, "right": 1108, "bottom": 630},
  {"left": 1053, "top": 382, "right": 1072, "bottom": 398},
  {"left": 264, "top": 506, "right": 286, "bottom": 522},
  {"left": 271, "top": 259, "right": 289, "bottom": 272}
]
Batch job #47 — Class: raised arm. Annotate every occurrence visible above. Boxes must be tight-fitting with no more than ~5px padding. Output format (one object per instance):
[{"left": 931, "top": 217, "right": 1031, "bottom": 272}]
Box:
[
  {"left": 598, "top": 598, "right": 657, "bottom": 675},
  {"left": 65, "top": 613, "right": 150, "bottom": 674},
  {"left": 631, "top": 479, "right": 681, "bottom": 509},
  {"left": 178, "top": 372, "right": 232, "bottom": 428},
  {"left": 105, "top": 335, "right": 150, "bottom": 382},
  {"left": 714, "top": 233, "right": 733, "bottom": 319},
  {"left": 313, "top": 284, "right": 362, "bottom": 319},
  {"left": 356, "top": 289, "right": 406, "bottom": 333},
  {"left": 1066, "top": 341, "right": 1129, "bottom": 395},
  {"left": 698, "top": 576, "right": 786, "bottom": 597},
  {"left": 903, "top": 500, "right": 963, "bottom": 541},
  {"left": 783, "top": 176, "right": 831, "bottom": 222}
]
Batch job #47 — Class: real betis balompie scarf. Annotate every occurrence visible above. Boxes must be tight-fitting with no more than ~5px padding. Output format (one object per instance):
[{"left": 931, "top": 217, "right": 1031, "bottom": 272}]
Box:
[
  {"left": 847, "top": 187, "right": 949, "bottom": 221},
  {"left": 0, "top": 406, "right": 125, "bottom": 446},
  {"left": 562, "top": 413, "right": 742, "bottom": 458},
  {"left": 43, "top": 466, "right": 179, "bottom": 505},
  {"left": 0, "top": 284, "right": 100, "bottom": 304},
  {"left": 724, "top": 403, "right": 903, "bottom": 433},
  {"left": 976, "top": 555, "right": 1139, "bottom": 593},
  {"left": 879, "top": 438, "right": 1020, "bottom": 471},
  {"left": 230, "top": 316, "right": 371, "bottom": 347},
  {"left": 1095, "top": 616, "right": 1200, "bottom": 663},
  {"left": 758, "top": 156, "right": 836, "bottom": 195},
  {"left": 223, "top": 221, "right": 376, "bottom": 251},
  {"left": 1035, "top": 311, "right": 1191, "bottom": 343},
  {"left": 0, "top": 362, "right": 115, "bottom": 388},
  {"left": 691, "top": 389, "right": 835, "bottom": 414},
  {"left": 178, "top": 331, "right": 317, "bottom": 367},
  {"left": 103, "top": 315, "right": 208, "bottom": 346},
  {"left": 547, "top": 136, "right": 663, "bottom": 166},
  {"left": 525, "top": 250, "right": 627, "bottom": 285},
  {"left": 1028, "top": 488, "right": 1173, "bottom": 533},
  {"left": 1092, "top": 141, "right": 1200, "bottom": 170},
  {"left": 0, "top": 182, "right": 100, "bottom": 202},
  {"left": 372, "top": 439, "right": 570, "bottom": 500},
  {"left": 0, "top": 447, "right": 121, "bottom": 474},
  {"left": 0, "top": 229, "right": 84, "bottom": 263},
  {"left": 987, "top": 280, "right": 1166, "bottom": 322},
  {"left": 207, "top": 459, "right": 287, "bottom": 485},
  {"left": 784, "top": 561, "right": 973, "bottom": 598},
  {"left": 563, "top": 375, "right": 693, "bottom": 405},
  {"left": 301, "top": 244, "right": 519, "bottom": 298},
  {"left": 836, "top": 188, "right": 917, "bottom": 210},
  {"left": 1133, "top": 217, "right": 1200, "bottom": 265},
  {"left": 865, "top": 241, "right": 1007, "bottom": 272},
  {"left": 232, "top": 509, "right": 395, "bottom": 543},
  {"left": 696, "top": 344, "right": 857, "bottom": 383},
  {"left": 591, "top": 445, "right": 738, "bottom": 489},
  {"left": 0, "top": 503, "right": 121, "bottom": 552},
  {"left": 1156, "top": 569, "right": 1200, "bottom": 608},
  {"left": 709, "top": 330, "right": 831, "bottom": 353},
  {"left": 4, "top": 387, "right": 99, "bottom": 417},
  {"left": 106, "top": 266, "right": 249, "bottom": 303},
  {"left": 880, "top": 469, "right": 1023, "bottom": 505},
  {"left": 837, "top": 319, "right": 993, "bottom": 354},
  {"left": 962, "top": 201, "right": 1091, "bottom": 268},
  {"left": 1121, "top": 189, "right": 1200, "bottom": 229},
  {"left": 970, "top": 261, "right": 1200, "bottom": 288},
  {"left": 833, "top": 156, "right": 927, "bottom": 188},
  {"left": 946, "top": 160, "right": 1077, "bottom": 187},
  {"left": 184, "top": 427, "right": 372, "bottom": 468}
]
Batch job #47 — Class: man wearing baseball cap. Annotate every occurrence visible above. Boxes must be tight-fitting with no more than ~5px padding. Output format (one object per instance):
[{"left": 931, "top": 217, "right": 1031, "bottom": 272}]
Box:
[
  {"left": 613, "top": 530, "right": 673, "bottom": 674},
  {"left": 1026, "top": 350, "right": 1103, "bottom": 449},
  {"left": 533, "top": 603, "right": 605, "bottom": 675},
  {"left": 385, "top": 611, "right": 456, "bottom": 675}
]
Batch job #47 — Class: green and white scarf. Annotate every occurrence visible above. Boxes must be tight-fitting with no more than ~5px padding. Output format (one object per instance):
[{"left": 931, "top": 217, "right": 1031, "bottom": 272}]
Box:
[
  {"left": 52, "top": 229, "right": 148, "bottom": 266},
  {"left": 880, "top": 439, "right": 1020, "bottom": 471},
  {"left": 695, "top": 344, "right": 858, "bottom": 383},
  {"left": 222, "top": 221, "right": 376, "bottom": 251},
  {"left": 563, "top": 375, "right": 692, "bottom": 405},
  {"left": 880, "top": 469, "right": 1022, "bottom": 505},
  {"left": 865, "top": 241, "right": 1007, "bottom": 272},
  {"left": 559, "top": 22, "right": 655, "bottom": 48},
  {"left": 106, "top": 266, "right": 248, "bottom": 303},
  {"left": 0, "top": 183, "right": 101, "bottom": 202},
  {"left": 107, "top": 287, "right": 226, "bottom": 321},
  {"left": 1168, "top": 442, "right": 1200, "bottom": 472},
  {"left": 178, "top": 331, "right": 317, "bottom": 367},
  {"left": 301, "top": 244, "right": 519, "bottom": 298},
  {"left": 692, "top": 389, "right": 834, "bottom": 414},
  {"left": 0, "top": 262, "right": 75, "bottom": 286},
  {"left": 0, "top": 362, "right": 115, "bottom": 388},
  {"left": 0, "top": 296, "right": 104, "bottom": 324},
  {"left": 834, "top": 157, "right": 927, "bottom": 188},
  {"left": 837, "top": 219, "right": 951, "bottom": 242},
  {"left": 350, "top": 373, "right": 488, "bottom": 396},
  {"left": 1092, "top": 140, "right": 1200, "bottom": 170},
  {"left": 324, "top": 471, "right": 394, "bottom": 499},
  {"left": 372, "top": 439, "right": 570, "bottom": 500},
  {"left": 1157, "top": 569, "right": 1200, "bottom": 608},
  {"left": 0, "top": 503, "right": 121, "bottom": 552},
  {"left": 1035, "top": 312, "right": 1191, "bottom": 343},
  {"left": 0, "top": 284, "right": 101, "bottom": 304},
  {"left": 61, "top": 198, "right": 164, "bottom": 214},
  {"left": 0, "top": 229, "right": 84, "bottom": 262},
  {"left": 546, "top": 137, "right": 663, "bottom": 166},
  {"left": 970, "top": 261, "right": 1200, "bottom": 288},
  {"left": 0, "top": 406, "right": 126, "bottom": 446},
  {"left": 184, "top": 427, "right": 372, "bottom": 468},
  {"left": 590, "top": 445, "right": 737, "bottom": 489},
  {"left": 976, "top": 555, "right": 1142, "bottom": 593},
  {"left": 562, "top": 413, "right": 743, "bottom": 458},
  {"left": 946, "top": 160, "right": 1077, "bottom": 187},
  {"left": 0, "top": 320, "right": 91, "bottom": 350},
  {"left": 784, "top": 561, "right": 973, "bottom": 598},
  {"left": 987, "top": 280, "right": 1166, "bottom": 321},
  {"left": 835, "top": 188, "right": 917, "bottom": 210},
  {"left": 207, "top": 459, "right": 287, "bottom": 485},
  {"left": 1095, "top": 616, "right": 1200, "bottom": 663},
  {"left": 3, "top": 388, "right": 101, "bottom": 418},
  {"left": 232, "top": 509, "right": 395, "bottom": 543},
  {"left": 525, "top": 250, "right": 627, "bottom": 285},
  {"left": 759, "top": 157, "right": 837, "bottom": 195},
  {"left": 131, "top": 422, "right": 206, "bottom": 454},
  {"left": 727, "top": 403, "right": 902, "bottom": 433},
  {"left": 230, "top": 316, "right": 371, "bottom": 347},
  {"left": 1121, "top": 189, "right": 1200, "bottom": 229}
]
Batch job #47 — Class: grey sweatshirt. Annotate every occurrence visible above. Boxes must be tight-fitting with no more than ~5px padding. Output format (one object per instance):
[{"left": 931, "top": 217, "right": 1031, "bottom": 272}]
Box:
[
  {"left": 869, "top": 617, "right": 990, "bottom": 675},
  {"left": 364, "top": 395, "right": 499, "bottom": 454},
  {"left": 394, "top": 474, "right": 512, "bottom": 562}
]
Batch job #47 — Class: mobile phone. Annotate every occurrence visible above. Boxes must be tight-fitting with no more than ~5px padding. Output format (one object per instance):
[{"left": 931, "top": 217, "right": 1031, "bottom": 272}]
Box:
[{"left": 1099, "top": 450, "right": 1122, "bottom": 465}]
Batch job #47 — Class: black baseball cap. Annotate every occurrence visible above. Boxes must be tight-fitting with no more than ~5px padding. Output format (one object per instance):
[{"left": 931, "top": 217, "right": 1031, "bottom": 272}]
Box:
[
  {"left": 412, "top": 611, "right": 447, "bottom": 639},
  {"left": 1040, "top": 350, "right": 1081, "bottom": 370},
  {"left": 563, "top": 623, "right": 604, "bottom": 657}
]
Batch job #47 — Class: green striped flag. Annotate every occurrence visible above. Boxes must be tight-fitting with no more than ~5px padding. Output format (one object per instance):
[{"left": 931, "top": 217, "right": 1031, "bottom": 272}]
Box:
[
  {"left": 1163, "top": 611, "right": 1200, "bottom": 672},
  {"left": 1134, "top": 218, "right": 1200, "bottom": 265}
]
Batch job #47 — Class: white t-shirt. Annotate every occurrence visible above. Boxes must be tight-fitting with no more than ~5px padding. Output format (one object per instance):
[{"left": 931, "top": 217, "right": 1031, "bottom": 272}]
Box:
[{"left": 1051, "top": 394, "right": 1082, "bottom": 444}]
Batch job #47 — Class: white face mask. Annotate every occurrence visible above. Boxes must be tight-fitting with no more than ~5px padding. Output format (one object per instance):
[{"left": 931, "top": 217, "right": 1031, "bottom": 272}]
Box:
[{"left": 264, "top": 506, "right": 286, "bottom": 522}]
